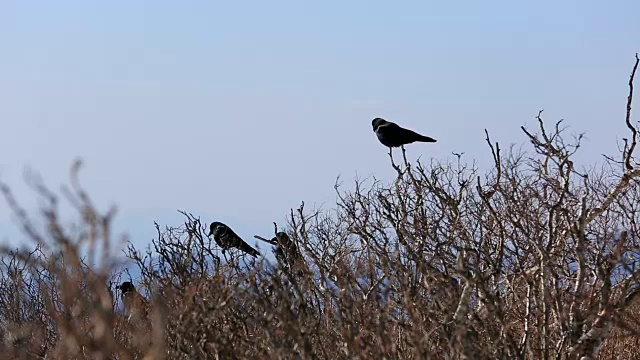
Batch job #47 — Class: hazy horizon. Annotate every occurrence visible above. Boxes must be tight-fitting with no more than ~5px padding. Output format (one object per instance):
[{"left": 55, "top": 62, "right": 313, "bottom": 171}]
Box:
[{"left": 1, "top": 2, "right": 639, "bottom": 263}]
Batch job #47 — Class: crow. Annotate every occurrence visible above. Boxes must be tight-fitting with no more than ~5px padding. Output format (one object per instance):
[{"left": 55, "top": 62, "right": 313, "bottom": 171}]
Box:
[
  {"left": 255, "top": 231, "right": 304, "bottom": 276},
  {"left": 117, "top": 281, "right": 149, "bottom": 320},
  {"left": 372, "top": 117, "right": 436, "bottom": 148},
  {"left": 208, "top": 221, "right": 261, "bottom": 258},
  {"left": 270, "top": 231, "right": 301, "bottom": 267}
]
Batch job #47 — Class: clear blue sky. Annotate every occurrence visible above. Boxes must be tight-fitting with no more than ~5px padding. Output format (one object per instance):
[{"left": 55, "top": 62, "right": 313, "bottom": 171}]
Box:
[{"left": 1, "top": 1, "right": 638, "bottom": 259}]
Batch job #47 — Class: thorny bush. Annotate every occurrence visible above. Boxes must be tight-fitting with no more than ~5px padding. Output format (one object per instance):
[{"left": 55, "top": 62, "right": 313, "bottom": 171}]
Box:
[{"left": 0, "top": 54, "right": 640, "bottom": 359}]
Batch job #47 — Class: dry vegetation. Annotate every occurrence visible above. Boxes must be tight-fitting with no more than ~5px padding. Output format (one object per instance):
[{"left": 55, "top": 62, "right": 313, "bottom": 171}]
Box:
[{"left": 0, "top": 55, "right": 639, "bottom": 359}]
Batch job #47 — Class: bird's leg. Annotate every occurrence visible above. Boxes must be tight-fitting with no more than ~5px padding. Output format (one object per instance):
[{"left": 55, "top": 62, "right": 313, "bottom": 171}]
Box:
[
  {"left": 388, "top": 147, "right": 403, "bottom": 175},
  {"left": 401, "top": 145, "right": 410, "bottom": 168},
  {"left": 387, "top": 147, "right": 395, "bottom": 165}
]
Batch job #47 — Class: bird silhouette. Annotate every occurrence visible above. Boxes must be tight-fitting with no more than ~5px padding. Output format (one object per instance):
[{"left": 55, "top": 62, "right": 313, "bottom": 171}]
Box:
[
  {"left": 372, "top": 117, "right": 436, "bottom": 148},
  {"left": 117, "top": 281, "right": 149, "bottom": 320},
  {"left": 255, "top": 231, "right": 304, "bottom": 277},
  {"left": 208, "top": 221, "right": 261, "bottom": 257},
  {"left": 270, "top": 232, "right": 302, "bottom": 267}
]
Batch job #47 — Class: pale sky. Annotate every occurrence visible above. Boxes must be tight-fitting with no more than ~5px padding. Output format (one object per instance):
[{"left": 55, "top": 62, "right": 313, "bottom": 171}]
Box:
[{"left": 1, "top": 1, "right": 638, "bottom": 259}]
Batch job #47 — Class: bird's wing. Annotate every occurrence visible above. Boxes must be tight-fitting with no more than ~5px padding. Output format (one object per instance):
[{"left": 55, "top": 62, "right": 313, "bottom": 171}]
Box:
[
  {"left": 273, "top": 247, "right": 285, "bottom": 260},
  {"left": 124, "top": 291, "right": 148, "bottom": 311},
  {"left": 226, "top": 227, "right": 243, "bottom": 243},
  {"left": 237, "top": 238, "right": 260, "bottom": 257},
  {"left": 396, "top": 125, "right": 435, "bottom": 142},
  {"left": 287, "top": 243, "right": 301, "bottom": 259},
  {"left": 378, "top": 121, "right": 402, "bottom": 133},
  {"left": 222, "top": 228, "right": 259, "bottom": 256},
  {"left": 134, "top": 292, "right": 149, "bottom": 308}
]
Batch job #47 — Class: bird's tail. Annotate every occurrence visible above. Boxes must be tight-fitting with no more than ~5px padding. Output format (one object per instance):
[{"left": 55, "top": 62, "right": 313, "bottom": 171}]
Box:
[
  {"left": 240, "top": 241, "right": 261, "bottom": 257},
  {"left": 416, "top": 134, "right": 437, "bottom": 143}
]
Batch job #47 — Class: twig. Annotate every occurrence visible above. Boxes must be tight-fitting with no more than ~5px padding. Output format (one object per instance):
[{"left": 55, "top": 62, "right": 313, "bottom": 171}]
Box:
[
  {"left": 254, "top": 235, "right": 277, "bottom": 245},
  {"left": 624, "top": 53, "right": 639, "bottom": 170}
]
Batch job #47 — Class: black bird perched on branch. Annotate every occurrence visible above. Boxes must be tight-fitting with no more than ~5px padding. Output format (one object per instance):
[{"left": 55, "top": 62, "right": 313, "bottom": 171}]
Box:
[
  {"left": 208, "top": 221, "right": 261, "bottom": 258},
  {"left": 255, "top": 231, "right": 301, "bottom": 267},
  {"left": 117, "top": 281, "right": 149, "bottom": 320},
  {"left": 372, "top": 117, "right": 437, "bottom": 148},
  {"left": 255, "top": 231, "right": 304, "bottom": 276},
  {"left": 272, "top": 232, "right": 301, "bottom": 266}
]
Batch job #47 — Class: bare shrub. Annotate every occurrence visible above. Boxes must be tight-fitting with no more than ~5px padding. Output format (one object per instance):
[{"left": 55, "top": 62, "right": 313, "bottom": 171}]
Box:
[
  {"left": 0, "top": 162, "right": 142, "bottom": 359},
  {"left": 0, "top": 54, "right": 638, "bottom": 359}
]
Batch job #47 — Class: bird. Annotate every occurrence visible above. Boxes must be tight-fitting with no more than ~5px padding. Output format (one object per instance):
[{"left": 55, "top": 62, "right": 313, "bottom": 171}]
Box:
[
  {"left": 270, "top": 231, "right": 302, "bottom": 267},
  {"left": 255, "top": 231, "right": 305, "bottom": 276},
  {"left": 208, "top": 221, "right": 261, "bottom": 258},
  {"left": 371, "top": 117, "right": 436, "bottom": 148},
  {"left": 117, "top": 281, "right": 149, "bottom": 320}
]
